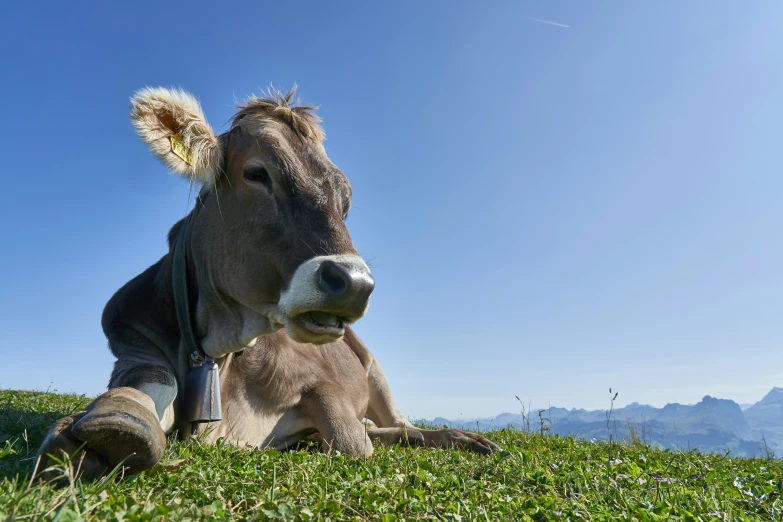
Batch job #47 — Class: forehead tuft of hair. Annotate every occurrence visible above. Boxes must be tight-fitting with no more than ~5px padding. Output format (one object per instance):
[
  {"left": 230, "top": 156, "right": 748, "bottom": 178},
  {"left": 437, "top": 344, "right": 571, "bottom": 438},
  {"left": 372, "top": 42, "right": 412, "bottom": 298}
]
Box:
[{"left": 231, "top": 86, "right": 324, "bottom": 142}]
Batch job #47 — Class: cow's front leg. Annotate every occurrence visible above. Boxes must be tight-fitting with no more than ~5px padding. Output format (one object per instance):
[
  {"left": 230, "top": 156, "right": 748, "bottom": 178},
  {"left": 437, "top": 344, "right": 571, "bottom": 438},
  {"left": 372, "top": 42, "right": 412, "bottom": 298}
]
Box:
[
  {"left": 417, "top": 428, "right": 501, "bottom": 454},
  {"left": 36, "top": 364, "right": 176, "bottom": 481},
  {"left": 302, "top": 382, "right": 373, "bottom": 457},
  {"left": 367, "top": 427, "right": 500, "bottom": 454},
  {"left": 363, "top": 357, "right": 500, "bottom": 454}
]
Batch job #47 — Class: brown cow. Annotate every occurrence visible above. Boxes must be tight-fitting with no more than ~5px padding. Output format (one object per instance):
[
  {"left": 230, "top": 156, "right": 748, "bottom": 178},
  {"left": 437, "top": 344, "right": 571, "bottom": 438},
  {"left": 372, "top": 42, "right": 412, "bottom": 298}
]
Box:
[{"left": 35, "top": 87, "right": 499, "bottom": 481}]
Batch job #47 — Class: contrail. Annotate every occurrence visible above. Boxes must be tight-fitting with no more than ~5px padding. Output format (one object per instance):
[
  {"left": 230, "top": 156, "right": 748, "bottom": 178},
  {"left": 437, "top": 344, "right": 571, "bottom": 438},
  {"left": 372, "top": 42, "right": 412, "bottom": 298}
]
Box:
[{"left": 527, "top": 17, "right": 571, "bottom": 29}]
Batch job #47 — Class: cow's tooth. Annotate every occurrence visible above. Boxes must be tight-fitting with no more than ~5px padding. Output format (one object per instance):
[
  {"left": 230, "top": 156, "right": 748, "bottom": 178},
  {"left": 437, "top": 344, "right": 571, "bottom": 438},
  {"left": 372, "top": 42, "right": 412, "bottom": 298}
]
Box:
[{"left": 309, "top": 311, "right": 339, "bottom": 327}]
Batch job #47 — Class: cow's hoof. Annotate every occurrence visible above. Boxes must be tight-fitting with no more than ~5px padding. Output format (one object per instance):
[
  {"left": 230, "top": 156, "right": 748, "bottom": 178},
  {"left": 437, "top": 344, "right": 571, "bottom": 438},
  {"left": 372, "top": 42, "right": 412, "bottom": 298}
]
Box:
[
  {"left": 367, "top": 426, "right": 426, "bottom": 447},
  {"left": 424, "top": 429, "right": 502, "bottom": 455},
  {"left": 35, "top": 412, "right": 111, "bottom": 483},
  {"left": 70, "top": 389, "right": 166, "bottom": 475}
]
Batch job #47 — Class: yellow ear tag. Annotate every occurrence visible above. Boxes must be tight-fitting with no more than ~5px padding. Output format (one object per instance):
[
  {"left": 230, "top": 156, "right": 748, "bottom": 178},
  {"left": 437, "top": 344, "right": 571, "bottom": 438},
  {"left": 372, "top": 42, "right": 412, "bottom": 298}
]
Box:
[{"left": 170, "top": 133, "right": 193, "bottom": 166}]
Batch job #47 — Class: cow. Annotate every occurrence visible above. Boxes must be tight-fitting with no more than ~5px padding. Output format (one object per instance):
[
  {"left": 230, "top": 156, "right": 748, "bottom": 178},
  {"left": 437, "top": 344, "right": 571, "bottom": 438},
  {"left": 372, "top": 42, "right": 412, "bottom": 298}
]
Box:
[{"left": 35, "top": 86, "right": 499, "bottom": 482}]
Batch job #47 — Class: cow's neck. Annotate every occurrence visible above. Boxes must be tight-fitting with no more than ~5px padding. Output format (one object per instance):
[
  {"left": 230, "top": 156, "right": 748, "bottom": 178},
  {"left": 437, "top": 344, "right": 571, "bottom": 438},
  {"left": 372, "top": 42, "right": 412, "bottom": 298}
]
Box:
[
  {"left": 167, "top": 207, "right": 284, "bottom": 360},
  {"left": 195, "top": 298, "right": 280, "bottom": 358},
  {"left": 183, "top": 247, "right": 282, "bottom": 360}
]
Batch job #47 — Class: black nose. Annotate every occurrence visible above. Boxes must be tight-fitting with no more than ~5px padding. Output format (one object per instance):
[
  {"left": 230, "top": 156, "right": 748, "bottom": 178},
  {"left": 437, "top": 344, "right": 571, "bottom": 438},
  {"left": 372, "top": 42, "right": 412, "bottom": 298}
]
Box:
[{"left": 316, "top": 260, "right": 375, "bottom": 313}]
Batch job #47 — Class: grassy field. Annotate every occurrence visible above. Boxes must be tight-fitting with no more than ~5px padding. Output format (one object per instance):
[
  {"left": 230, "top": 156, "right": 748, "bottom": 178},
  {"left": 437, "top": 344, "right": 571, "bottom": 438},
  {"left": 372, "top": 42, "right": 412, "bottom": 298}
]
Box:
[{"left": 1, "top": 389, "right": 781, "bottom": 521}]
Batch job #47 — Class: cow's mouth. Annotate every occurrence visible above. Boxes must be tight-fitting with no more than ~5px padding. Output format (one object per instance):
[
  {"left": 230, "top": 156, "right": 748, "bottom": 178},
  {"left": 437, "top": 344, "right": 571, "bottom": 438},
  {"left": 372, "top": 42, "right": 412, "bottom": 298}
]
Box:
[{"left": 294, "top": 311, "right": 346, "bottom": 337}]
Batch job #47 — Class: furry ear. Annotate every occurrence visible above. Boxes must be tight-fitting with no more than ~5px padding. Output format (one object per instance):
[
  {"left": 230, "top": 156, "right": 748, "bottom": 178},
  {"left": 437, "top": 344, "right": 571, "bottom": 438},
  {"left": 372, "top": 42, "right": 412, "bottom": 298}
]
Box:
[{"left": 130, "top": 87, "right": 221, "bottom": 186}]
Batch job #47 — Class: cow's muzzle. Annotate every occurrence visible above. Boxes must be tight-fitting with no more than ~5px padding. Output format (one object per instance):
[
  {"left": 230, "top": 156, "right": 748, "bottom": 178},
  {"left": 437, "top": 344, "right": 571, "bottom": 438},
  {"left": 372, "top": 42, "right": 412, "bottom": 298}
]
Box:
[{"left": 279, "top": 255, "right": 374, "bottom": 344}]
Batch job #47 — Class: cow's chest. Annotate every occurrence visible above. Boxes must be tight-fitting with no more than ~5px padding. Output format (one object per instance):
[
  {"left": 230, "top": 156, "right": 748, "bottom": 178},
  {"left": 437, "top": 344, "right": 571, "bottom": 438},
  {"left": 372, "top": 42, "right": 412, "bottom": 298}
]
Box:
[{"left": 205, "top": 336, "right": 370, "bottom": 449}]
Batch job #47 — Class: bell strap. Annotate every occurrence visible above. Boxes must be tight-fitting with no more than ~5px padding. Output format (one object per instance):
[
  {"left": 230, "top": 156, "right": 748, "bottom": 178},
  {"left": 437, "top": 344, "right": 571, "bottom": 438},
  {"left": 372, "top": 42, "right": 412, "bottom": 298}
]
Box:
[{"left": 171, "top": 215, "right": 209, "bottom": 367}]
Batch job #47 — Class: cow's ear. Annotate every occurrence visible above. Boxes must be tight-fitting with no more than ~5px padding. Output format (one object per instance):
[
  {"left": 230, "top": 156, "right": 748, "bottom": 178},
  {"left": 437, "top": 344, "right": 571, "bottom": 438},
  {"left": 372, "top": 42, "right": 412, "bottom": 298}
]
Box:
[{"left": 130, "top": 87, "right": 221, "bottom": 186}]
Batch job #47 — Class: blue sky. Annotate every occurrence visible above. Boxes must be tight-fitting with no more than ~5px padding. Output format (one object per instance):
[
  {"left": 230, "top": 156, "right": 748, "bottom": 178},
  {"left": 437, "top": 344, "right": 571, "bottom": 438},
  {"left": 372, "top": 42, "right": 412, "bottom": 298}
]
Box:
[{"left": 0, "top": 1, "right": 781, "bottom": 419}]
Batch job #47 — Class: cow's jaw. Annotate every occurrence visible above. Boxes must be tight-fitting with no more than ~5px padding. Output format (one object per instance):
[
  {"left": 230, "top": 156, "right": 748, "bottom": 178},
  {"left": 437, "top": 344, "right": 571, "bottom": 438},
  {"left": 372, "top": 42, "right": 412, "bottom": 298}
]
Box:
[
  {"left": 288, "top": 312, "right": 346, "bottom": 344},
  {"left": 198, "top": 302, "right": 284, "bottom": 358},
  {"left": 299, "top": 311, "right": 345, "bottom": 335},
  {"left": 198, "top": 254, "right": 373, "bottom": 351}
]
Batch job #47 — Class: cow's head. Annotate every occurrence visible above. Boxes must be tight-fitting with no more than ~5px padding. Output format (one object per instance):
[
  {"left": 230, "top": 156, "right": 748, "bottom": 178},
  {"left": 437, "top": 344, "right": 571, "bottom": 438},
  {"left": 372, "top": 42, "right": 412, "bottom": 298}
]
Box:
[{"left": 130, "top": 87, "right": 374, "bottom": 354}]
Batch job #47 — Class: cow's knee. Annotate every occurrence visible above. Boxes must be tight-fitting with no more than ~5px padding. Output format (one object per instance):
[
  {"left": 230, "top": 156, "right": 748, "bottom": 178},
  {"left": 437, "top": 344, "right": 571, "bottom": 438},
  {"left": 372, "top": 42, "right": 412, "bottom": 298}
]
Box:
[
  {"left": 35, "top": 387, "right": 168, "bottom": 482},
  {"left": 109, "top": 363, "right": 178, "bottom": 430},
  {"left": 304, "top": 383, "right": 373, "bottom": 457},
  {"left": 319, "top": 422, "right": 374, "bottom": 457}
]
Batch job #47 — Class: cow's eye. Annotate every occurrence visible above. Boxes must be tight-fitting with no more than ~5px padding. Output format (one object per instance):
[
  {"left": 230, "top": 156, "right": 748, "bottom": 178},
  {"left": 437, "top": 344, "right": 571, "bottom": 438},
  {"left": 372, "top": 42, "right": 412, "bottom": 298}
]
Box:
[{"left": 243, "top": 166, "right": 271, "bottom": 188}]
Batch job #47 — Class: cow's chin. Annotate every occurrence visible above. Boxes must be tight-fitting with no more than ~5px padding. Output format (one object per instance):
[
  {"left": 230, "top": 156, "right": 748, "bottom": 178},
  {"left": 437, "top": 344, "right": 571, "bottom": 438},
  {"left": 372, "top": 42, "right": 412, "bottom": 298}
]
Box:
[{"left": 285, "top": 312, "right": 346, "bottom": 345}]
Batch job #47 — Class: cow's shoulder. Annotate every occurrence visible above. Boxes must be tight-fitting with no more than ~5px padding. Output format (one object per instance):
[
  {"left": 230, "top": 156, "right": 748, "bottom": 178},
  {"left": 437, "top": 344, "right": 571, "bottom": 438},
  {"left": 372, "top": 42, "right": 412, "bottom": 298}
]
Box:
[
  {"left": 342, "top": 326, "right": 375, "bottom": 371},
  {"left": 102, "top": 256, "right": 178, "bottom": 358}
]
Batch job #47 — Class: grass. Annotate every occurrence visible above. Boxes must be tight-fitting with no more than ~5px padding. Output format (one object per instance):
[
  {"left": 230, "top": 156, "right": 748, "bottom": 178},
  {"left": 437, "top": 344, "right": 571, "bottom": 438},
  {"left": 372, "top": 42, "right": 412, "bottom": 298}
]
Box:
[{"left": 1, "top": 390, "right": 782, "bottom": 521}]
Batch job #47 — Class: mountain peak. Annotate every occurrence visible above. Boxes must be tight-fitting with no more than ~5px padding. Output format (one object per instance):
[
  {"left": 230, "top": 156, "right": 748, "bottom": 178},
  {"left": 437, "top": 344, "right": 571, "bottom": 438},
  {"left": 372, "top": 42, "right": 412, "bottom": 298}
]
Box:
[
  {"left": 756, "top": 387, "right": 783, "bottom": 405},
  {"left": 696, "top": 395, "right": 741, "bottom": 410}
]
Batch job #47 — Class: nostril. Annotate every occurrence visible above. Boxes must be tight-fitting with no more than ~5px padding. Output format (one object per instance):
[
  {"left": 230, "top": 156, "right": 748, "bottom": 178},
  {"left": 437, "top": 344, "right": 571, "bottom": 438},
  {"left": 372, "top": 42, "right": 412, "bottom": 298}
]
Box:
[{"left": 317, "top": 261, "right": 349, "bottom": 296}]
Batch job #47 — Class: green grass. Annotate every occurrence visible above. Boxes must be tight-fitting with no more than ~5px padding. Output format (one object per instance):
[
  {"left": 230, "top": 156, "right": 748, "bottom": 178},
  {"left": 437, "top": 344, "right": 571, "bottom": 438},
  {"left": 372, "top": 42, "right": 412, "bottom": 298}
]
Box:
[{"left": 1, "top": 390, "right": 781, "bottom": 521}]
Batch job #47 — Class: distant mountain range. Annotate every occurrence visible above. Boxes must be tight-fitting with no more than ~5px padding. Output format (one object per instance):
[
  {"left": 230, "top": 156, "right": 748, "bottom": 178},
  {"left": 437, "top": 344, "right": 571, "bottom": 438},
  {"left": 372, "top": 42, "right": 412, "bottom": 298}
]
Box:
[{"left": 419, "top": 388, "right": 783, "bottom": 458}]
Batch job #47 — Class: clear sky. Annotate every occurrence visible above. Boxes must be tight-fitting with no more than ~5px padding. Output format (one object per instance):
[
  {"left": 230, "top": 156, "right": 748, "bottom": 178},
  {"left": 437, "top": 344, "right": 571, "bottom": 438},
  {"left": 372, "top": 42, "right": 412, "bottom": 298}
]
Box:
[{"left": 0, "top": 1, "right": 781, "bottom": 420}]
